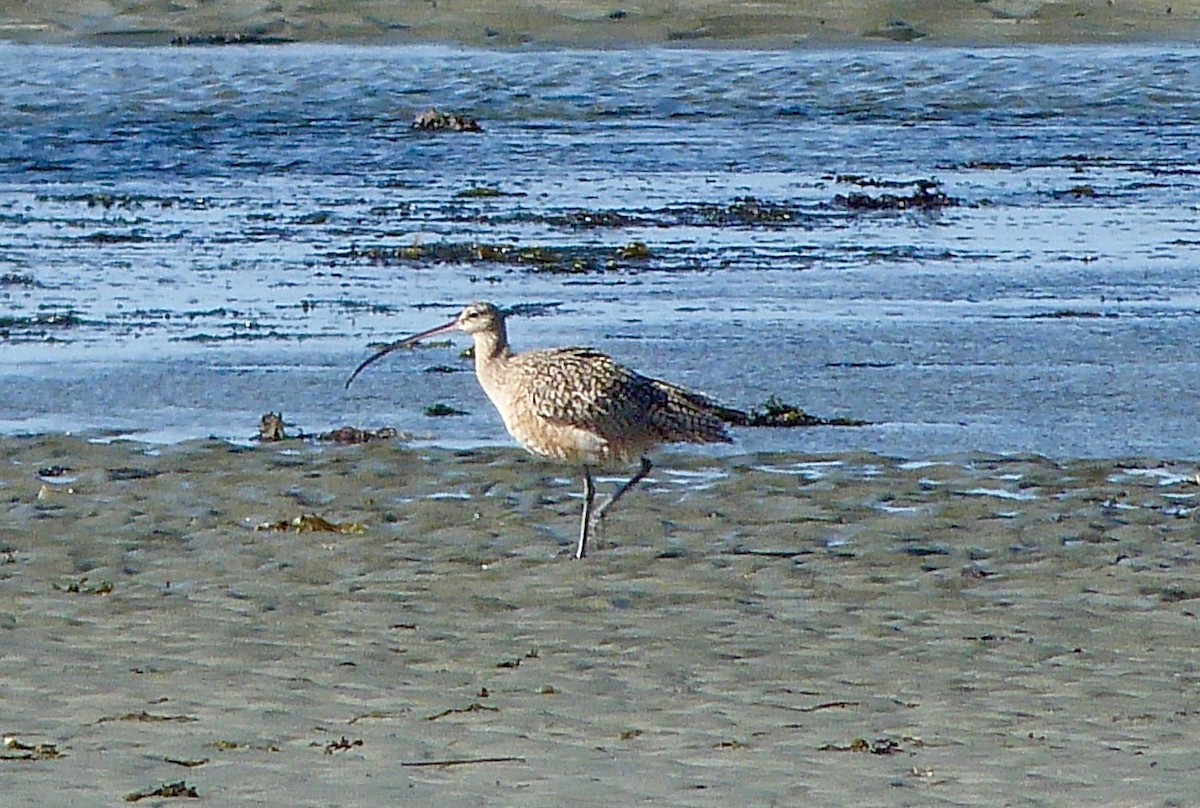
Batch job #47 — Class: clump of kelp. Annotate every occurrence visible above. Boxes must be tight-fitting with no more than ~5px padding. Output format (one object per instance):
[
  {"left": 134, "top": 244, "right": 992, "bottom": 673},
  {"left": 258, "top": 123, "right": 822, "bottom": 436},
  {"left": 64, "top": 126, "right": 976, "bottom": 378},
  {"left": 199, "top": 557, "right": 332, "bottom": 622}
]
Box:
[
  {"left": 424, "top": 403, "right": 469, "bottom": 417},
  {"left": 124, "top": 780, "right": 200, "bottom": 801},
  {"left": 331, "top": 241, "right": 656, "bottom": 274},
  {"left": 255, "top": 514, "right": 365, "bottom": 534},
  {"left": 254, "top": 413, "right": 400, "bottom": 445},
  {"left": 831, "top": 177, "right": 958, "bottom": 212},
  {"left": 1052, "top": 184, "right": 1100, "bottom": 200},
  {"left": 510, "top": 197, "right": 811, "bottom": 230},
  {"left": 741, "top": 396, "right": 868, "bottom": 428},
  {"left": 0, "top": 311, "right": 87, "bottom": 342},
  {"left": 35, "top": 191, "right": 209, "bottom": 210},
  {"left": 454, "top": 186, "right": 523, "bottom": 199},
  {"left": 662, "top": 197, "right": 808, "bottom": 227},
  {"left": 412, "top": 108, "right": 483, "bottom": 133},
  {"left": 171, "top": 32, "right": 292, "bottom": 45},
  {"left": 355, "top": 187, "right": 957, "bottom": 246},
  {"left": 3, "top": 737, "right": 62, "bottom": 761},
  {"left": 0, "top": 273, "right": 38, "bottom": 287}
]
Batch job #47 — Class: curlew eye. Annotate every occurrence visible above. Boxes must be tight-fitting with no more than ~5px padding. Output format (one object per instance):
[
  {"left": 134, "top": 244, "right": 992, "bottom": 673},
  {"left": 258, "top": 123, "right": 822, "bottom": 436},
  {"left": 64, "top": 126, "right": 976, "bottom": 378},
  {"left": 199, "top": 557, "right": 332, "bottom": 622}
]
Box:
[{"left": 461, "top": 303, "right": 492, "bottom": 322}]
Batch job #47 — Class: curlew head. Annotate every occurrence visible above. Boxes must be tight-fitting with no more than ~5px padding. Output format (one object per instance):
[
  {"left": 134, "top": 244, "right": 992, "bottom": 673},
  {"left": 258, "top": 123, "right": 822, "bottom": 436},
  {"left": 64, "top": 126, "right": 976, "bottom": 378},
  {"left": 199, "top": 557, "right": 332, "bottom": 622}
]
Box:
[
  {"left": 454, "top": 301, "right": 503, "bottom": 335},
  {"left": 344, "top": 301, "right": 505, "bottom": 388}
]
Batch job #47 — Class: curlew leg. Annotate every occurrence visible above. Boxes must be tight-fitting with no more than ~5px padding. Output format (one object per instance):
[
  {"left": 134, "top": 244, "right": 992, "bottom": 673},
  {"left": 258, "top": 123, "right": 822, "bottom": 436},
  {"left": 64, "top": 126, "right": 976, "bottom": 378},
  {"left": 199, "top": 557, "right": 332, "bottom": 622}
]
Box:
[
  {"left": 594, "top": 456, "right": 653, "bottom": 525},
  {"left": 577, "top": 466, "right": 596, "bottom": 559}
]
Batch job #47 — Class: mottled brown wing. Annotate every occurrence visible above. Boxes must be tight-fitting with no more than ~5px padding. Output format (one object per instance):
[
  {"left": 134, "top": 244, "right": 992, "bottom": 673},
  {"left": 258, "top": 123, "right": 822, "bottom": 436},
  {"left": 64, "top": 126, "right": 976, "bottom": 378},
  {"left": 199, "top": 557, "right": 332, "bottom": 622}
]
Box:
[
  {"left": 513, "top": 348, "right": 739, "bottom": 445},
  {"left": 647, "top": 378, "right": 749, "bottom": 429}
]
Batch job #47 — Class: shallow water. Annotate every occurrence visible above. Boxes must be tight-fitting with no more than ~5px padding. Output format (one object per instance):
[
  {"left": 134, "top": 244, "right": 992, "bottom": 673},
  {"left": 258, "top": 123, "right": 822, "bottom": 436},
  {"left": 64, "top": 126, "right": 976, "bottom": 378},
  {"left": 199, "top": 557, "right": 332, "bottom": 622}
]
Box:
[{"left": 1, "top": 44, "right": 1198, "bottom": 457}]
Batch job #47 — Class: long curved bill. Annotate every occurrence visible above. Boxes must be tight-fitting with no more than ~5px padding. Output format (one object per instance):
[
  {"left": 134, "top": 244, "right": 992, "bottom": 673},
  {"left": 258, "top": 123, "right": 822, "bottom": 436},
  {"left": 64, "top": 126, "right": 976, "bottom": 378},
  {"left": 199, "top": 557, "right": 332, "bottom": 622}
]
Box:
[{"left": 344, "top": 318, "right": 460, "bottom": 389}]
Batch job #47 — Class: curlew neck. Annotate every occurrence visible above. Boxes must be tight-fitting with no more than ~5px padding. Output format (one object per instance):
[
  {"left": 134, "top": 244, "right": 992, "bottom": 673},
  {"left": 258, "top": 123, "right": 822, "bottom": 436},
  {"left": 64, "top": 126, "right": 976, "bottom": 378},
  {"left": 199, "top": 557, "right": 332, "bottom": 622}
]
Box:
[
  {"left": 474, "top": 316, "right": 511, "bottom": 356},
  {"left": 469, "top": 318, "right": 515, "bottom": 404},
  {"left": 471, "top": 317, "right": 512, "bottom": 373}
]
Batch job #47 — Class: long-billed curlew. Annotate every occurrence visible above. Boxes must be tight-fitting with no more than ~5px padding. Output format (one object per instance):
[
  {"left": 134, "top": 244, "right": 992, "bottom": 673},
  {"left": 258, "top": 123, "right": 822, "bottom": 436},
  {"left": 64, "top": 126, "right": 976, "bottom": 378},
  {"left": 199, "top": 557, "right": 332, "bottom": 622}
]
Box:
[{"left": 346, "top": 302, "right": 746, "bottom": 558}]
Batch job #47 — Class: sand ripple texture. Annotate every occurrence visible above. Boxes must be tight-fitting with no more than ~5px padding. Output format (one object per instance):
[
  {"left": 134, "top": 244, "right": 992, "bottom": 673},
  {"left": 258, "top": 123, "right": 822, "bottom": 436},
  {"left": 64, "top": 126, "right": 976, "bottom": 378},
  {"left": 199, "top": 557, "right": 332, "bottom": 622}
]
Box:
[{"left": 2, "top": 436, "right": 1199, "bottom": 805}]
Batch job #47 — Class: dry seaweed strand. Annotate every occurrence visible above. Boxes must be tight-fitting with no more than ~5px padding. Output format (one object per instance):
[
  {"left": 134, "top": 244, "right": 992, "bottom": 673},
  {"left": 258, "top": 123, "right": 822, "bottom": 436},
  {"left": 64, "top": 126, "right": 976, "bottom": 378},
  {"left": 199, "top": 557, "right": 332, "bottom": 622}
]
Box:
[
  {"left": 320, "top": 736, "right": 363, "bottom": 755},
  {"left": 426, "top": 703, "right": 499, "bottom": 721},
  {"left": 255, "top": 514, "right": 365, "bottom": 534},
  {"left": 54, "top": 577, "right": 114, "bottom": 595},
  {"left": 400, "top": 756, "right": 525, "bottom": 767},
  {"left": 97, "top": 711, "right": 198, "bottom": 724},
  {"left": 124, "top": 781, "right": 199, "bottom": 802},
  {"left": 3, "top": 737, "right": 62, "bottom": 760}
]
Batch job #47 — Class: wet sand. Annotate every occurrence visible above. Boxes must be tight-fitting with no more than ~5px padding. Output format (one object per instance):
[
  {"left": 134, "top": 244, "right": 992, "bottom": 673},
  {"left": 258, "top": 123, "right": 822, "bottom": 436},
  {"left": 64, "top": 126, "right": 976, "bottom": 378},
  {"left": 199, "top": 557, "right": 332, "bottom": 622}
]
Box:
[
  {"left": 3, "top": 434, "right": 1198, "bottom": 804},
  {"left": 0, "top": 0, "right": 1197, "bottom": 46}
]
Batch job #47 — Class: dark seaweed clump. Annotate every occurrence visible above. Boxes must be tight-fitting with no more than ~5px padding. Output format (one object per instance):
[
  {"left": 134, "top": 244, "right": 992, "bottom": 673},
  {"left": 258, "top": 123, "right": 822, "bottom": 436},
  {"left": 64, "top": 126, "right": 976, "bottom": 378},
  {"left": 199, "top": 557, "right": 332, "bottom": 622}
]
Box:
[
  {"left": 35, "top": 192, "right": 206, "bottom": 210},
  {"left": 332, "top": 242, "right": 654, "bottom": 274},
  {"left": 833, "top": 179, "right": 957, "bottom": 212},
  {"left": 171, "top": 33, "right": 292, "bottom": 46},
  {"left": 455, "top": 187, "right": 522, "bottom": 199},
  {"left": 0, "top": 273, "right": 38, "bottom": 287},
  {"left": 543, "top": 210, "right": 647, "bottom": 229},
  {"left": 1053, "top": 185, "right": 1099, "bottom": 200},
  {"left": 675, "top": 197, "right": 806, "bottom": 226},
  {"left": 125, "top": 780, "right": 200, "bottom": 801},
  {"left": 0, "top": 311, "right": 87, "bottom": 341},
  {"left": 412, "top": 108, "right": 482, "bottom": 133},
  {"left": 745, "top": 396, "right": 869, "bottom": 428},
  {"left": 424, "top": 403, "right": 468, "bottom": 417},
  {"left": 253, "top": 412, "right": 399, "bottom": 444}
]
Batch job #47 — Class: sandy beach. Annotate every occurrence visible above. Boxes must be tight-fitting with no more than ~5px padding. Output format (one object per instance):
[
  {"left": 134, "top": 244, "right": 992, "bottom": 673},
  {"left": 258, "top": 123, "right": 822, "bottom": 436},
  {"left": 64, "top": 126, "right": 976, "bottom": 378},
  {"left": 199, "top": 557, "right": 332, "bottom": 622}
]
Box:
[
  {"left": 3, "top": 434, "right": 1198, "bottom": 804},
  {"left": 0, "top": 0, "right": 1198, "bottom": 46}
]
